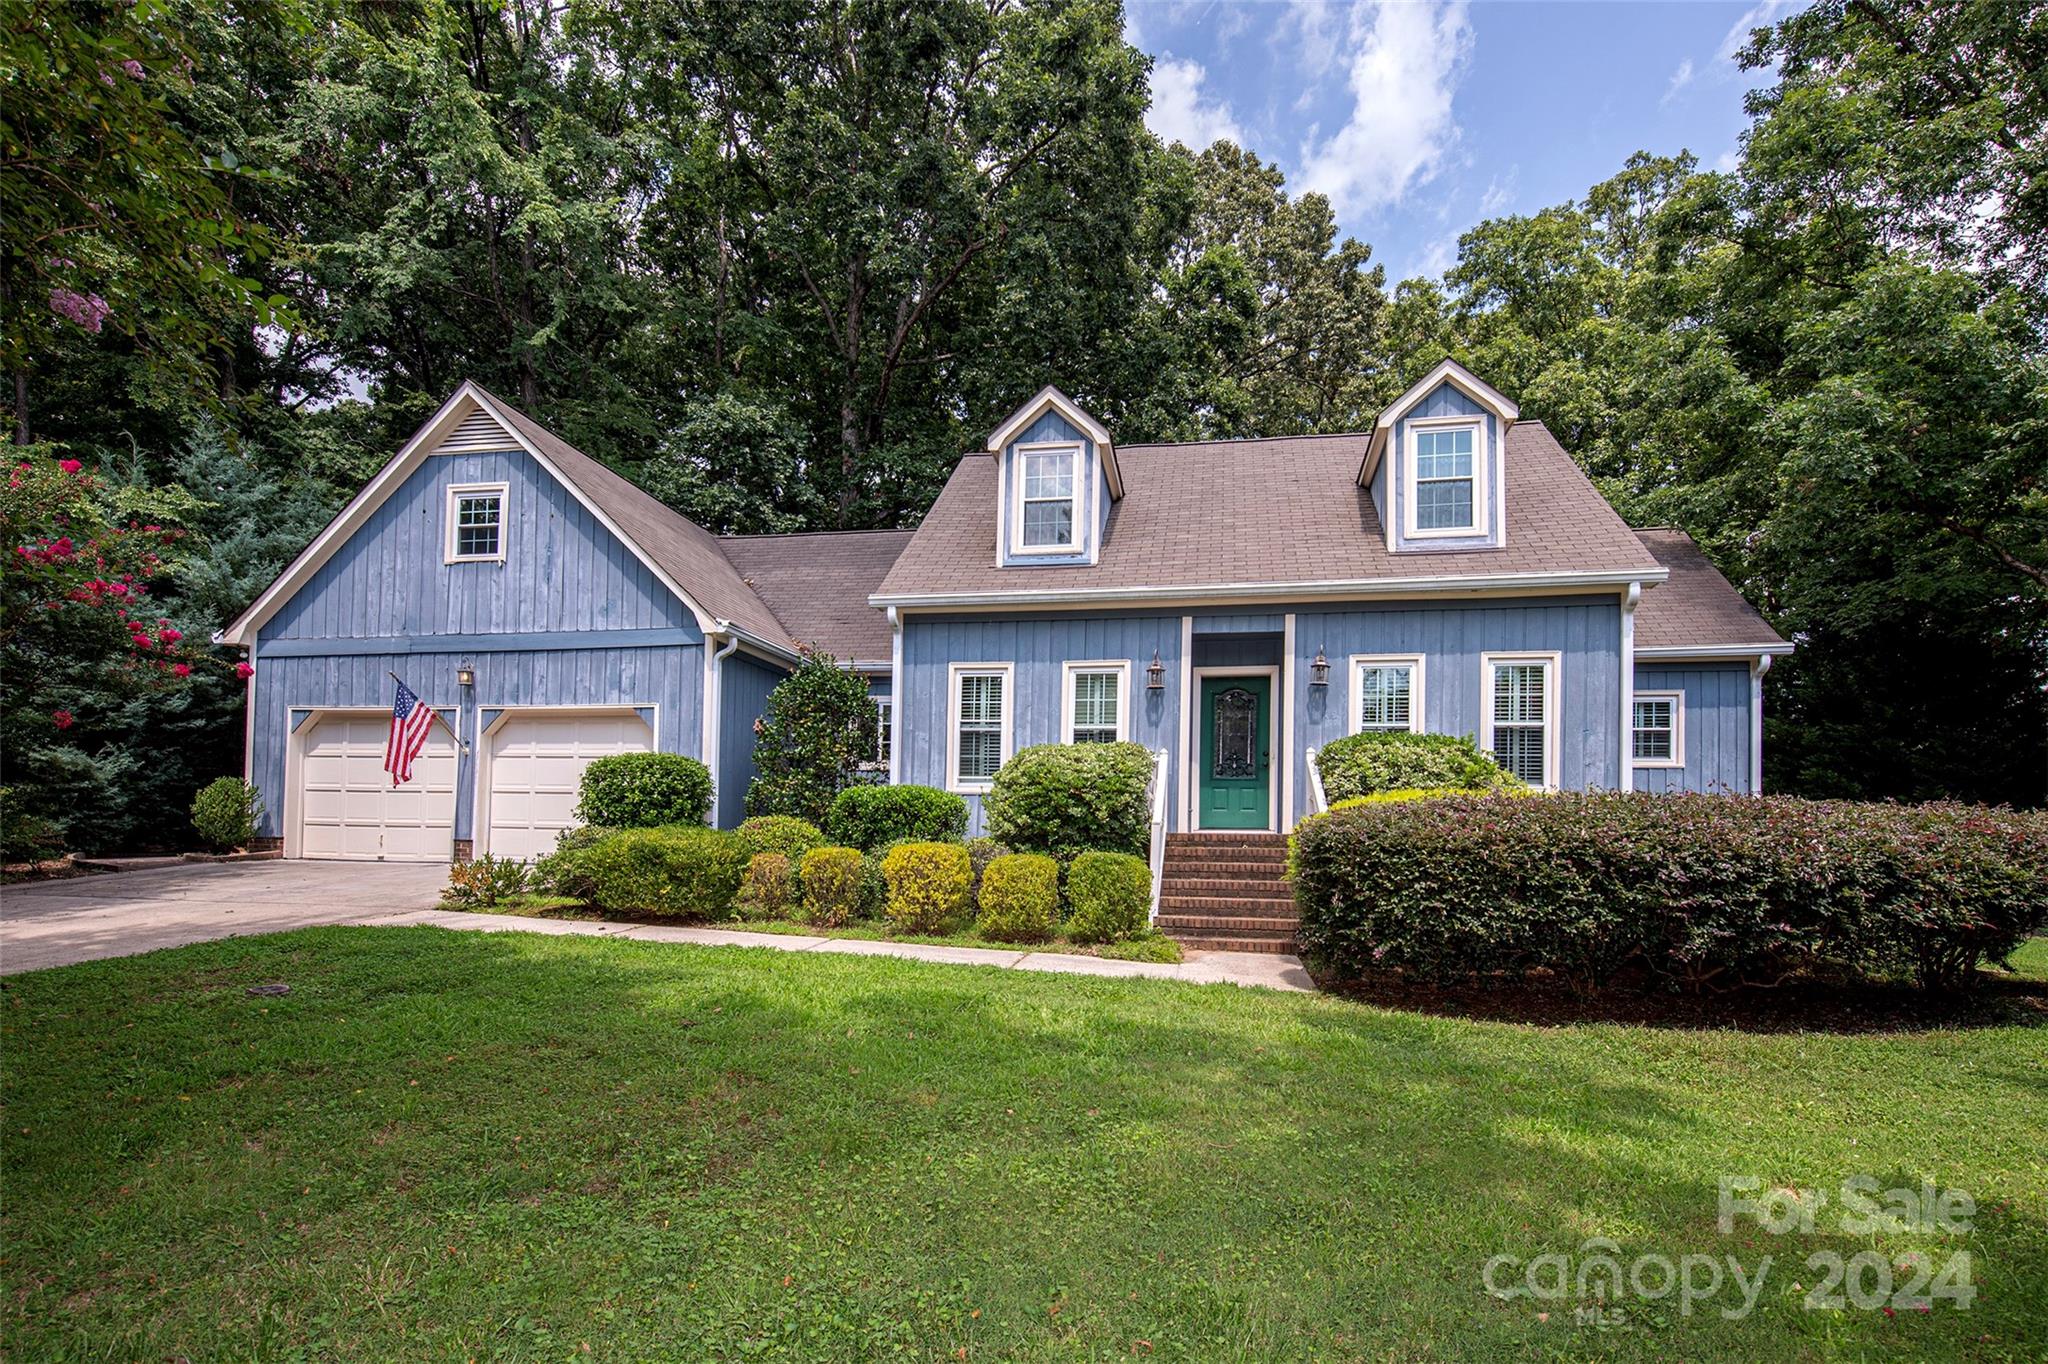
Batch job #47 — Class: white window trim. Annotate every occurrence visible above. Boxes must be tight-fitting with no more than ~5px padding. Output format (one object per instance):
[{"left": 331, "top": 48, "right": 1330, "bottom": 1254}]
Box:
[
  {"left": 1402, "top": 416, "right": 1488, "bottom": 540},
  {"left": 946, "top": 662, "right": 1013, "bottom": 793},
  {"left": 1348, "top": 654, "right": 1426, "bottom": 735},
  {"left": 1008, "top": 441, "right": 1084, "bottom": 557},
  {"left": 1632, "top": 689, "right": 1685, "bottom": 769},
  {"left": 445, "top": 481, "right": 508, "bottom": 563},
  {"left": 862, "top": 695, "right": 893, "bottom": 771},
  {"left": 1060, "top": 659, "right": 1130, "bottom": 744},
  {"left": 1479, "top": 651, "right": 1561, "bottom": 791}
]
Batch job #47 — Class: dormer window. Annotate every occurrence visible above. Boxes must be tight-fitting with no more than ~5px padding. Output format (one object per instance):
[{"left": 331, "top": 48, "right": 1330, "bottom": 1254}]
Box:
[
  {"left": 1013, "top": 443, "right": 1080, "bottom": 554},
  {"left": 1403, "top": 420, "right": 1486, "bottom": 539}
]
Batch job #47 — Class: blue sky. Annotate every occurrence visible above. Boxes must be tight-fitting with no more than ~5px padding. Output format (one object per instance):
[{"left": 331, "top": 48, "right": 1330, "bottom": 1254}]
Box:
[{"left": 1128, "top": 0, "right": 1803, "bottom": 282}]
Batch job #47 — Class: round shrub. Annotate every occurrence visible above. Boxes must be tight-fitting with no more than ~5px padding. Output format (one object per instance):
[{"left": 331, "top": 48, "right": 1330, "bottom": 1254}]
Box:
[
  {"left": 190, "top": 776, "right": 264, "bottom": 851},
  {"left": 1315, "top": 732, "right": 1514, "bottom": 803},
  {"left": 571, "top": 825, "right": 744, "bottom": 919},
  {"left": 1066, "top": 851, "right": 1152, "bottom": 944},
  {"left": 735, "top": 815, "right": 825, "bottom": 870},
  {"left": 975, "top": 852, "right": 1060, "bottom": 943},
  {"left": 983, "top": 742, "right": 1153, "bottom": 860},
  {"left": 880, "top": 841, "right": 973, "bottom": 934},
  {"left": 826, "top": 784, "right": 968, "bottom": 850},
  {"left": 575, "top": 753, "right": 713, "bottom": 828},
  {"left": 533, "top": 825, "right": 616, "bottom": 898},
  {"left": 799, "top": 846, "right": 866, "bottom": 927},
  {"left": 736, "top": 852, "right": 796, "bottom": 921}
]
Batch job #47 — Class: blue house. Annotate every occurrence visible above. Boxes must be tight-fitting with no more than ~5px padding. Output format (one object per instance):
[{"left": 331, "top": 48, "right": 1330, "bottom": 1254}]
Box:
[{"left": 221, "top": 361, "right": 1786, "bottom": 868}]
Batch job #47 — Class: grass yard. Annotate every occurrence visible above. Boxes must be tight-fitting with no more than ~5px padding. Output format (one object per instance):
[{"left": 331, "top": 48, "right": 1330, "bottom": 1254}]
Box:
[{"left": 2, "top": 929, "right": 2043, "bottom": 1362}]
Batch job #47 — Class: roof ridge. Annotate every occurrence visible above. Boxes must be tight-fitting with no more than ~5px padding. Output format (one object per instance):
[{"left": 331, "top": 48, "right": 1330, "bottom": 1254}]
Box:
[
  {"left": 718, "top": 527, "right": 916, "bottom": 542},
  {"left": 1118, "top": 429, "right": 1374, "bottom": 451}
]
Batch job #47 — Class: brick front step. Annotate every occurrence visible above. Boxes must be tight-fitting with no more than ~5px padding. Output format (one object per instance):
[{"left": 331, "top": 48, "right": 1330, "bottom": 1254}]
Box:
[
  {"left": 1166, "top": 834, "right": 1289, "bottom": 849},
  {"left": 1155, "top": 914, "right": 1298, "bottom": 935},
  {"left": 1157, "top": 832, "right": 1297, "bottom": 953},
  {"left": 1160, "top": 893, "right": 1296, "bottom": 913},
  {"left": 1159, "top": 876, "right": 1296, "bottom": 897},
  {"left": 1170, "top": 935, "right": 1300, "bottom": 955}
]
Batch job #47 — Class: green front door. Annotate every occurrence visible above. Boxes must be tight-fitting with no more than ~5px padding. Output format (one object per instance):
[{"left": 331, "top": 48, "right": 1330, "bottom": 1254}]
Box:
[{"left": 1198, "top": 675, "right": 1272, "bottom": 830}]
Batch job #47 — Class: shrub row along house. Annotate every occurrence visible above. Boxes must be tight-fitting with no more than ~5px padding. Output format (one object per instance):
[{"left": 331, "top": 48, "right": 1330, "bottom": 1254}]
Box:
[{"left": 217, "top": 360, "right": 1787, "bottom": 865}]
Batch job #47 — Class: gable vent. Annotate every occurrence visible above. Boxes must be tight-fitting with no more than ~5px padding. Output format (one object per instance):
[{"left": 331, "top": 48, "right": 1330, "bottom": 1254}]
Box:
[{"left": 435, "top": 404, "right": 516, "bottom": 454}]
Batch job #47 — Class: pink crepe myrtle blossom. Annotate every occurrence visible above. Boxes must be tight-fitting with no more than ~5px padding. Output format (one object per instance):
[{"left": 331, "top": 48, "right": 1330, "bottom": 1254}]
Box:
[
  {"left": 157, "top": 625, "right": 181, "bottom": 643},
  {"left": 51, "top": 709, "right": 74, "bottom": 730},
  {"left": 48, "top": 289, "right": 109, "bottom": 333},
  {"left": 171, "top": 662, "right": 192, "bottom": 678},
  {"left": 58, "top": 458, "right": 82, "bottom": 474},
  {"left": 234, "top": 661, "right": 255, "bottom": 680}
]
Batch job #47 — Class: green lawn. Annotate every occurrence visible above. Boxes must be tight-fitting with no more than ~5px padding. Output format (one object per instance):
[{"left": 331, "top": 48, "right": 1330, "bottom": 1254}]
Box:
[{"left": 2, "top": 929, "right": 2043, "bottom": 1362}]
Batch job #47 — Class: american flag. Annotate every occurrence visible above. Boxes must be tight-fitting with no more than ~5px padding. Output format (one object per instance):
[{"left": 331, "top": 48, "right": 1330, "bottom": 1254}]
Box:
[{"left": 385, "top": 678, "right": 439, "bottom": 785}]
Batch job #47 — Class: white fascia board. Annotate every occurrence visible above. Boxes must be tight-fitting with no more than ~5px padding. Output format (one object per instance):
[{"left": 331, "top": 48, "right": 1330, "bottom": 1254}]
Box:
[
  {"left": 1635, "top": 643, "right": 1795, "bottom": 661},
  {"left": 1358, "top": 358, "right": 1520, "bottom": 487},
  {"left": 871, "top": 566, "right": 1668, "bottom": 612},
  {"left": 985, "top": 385, "right": 1122, "bottom": 500},
  {"left": 714, "top": 619, "right": 803, "bottom": 668}
]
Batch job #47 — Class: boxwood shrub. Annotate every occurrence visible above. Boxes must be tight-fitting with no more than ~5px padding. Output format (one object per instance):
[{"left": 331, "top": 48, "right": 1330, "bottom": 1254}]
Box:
[
  {"left": 984, "top": 741, "right": 1154, "bottom": 860},
  {"left": 735, "top": 815, "right": 825, "bottom": 871},
  {"left": 826, "top": 784, "right": 968, "bottom": 850},
  {"left": 880, "top": 841, "right": 973, "bottom": 934},
  {"left": 552, "top": 825, "right": 744, "bottom": 919},
  {"left": 1315, "top": 731, "right": 1513, "bottom": 803},
  {"left": 575, "top": 753, "right": 713, "bottom": 828},
  {"left": 190, "top": 776, "right": 264, "bottom": 851},
  {"left": 1066, "top": 851, "right": 1152, "bottom": 944},
  {"left": 736, "top": 852, "right": 795, "bottom": 921},
  {"left": 975, "top": 852, "right": 1061, "bottom": 943},
  {"left": 1291, "top": 792, "right": 2048, "bottom": 994},
  {"left": 799, "top": 846, "right": 865, "bottom": 927}
]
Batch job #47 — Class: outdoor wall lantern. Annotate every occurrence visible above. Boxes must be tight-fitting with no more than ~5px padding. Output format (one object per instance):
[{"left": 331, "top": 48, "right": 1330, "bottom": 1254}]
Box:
[
  {"left": 1146, "top": 649, "right": 1166, "bottom": 691},
  {"left": 1309, "top": 647, "right": 1330, "bottom": 688},
  {"left": 455, "top": 666, "right": 476, "bottom": 688}
]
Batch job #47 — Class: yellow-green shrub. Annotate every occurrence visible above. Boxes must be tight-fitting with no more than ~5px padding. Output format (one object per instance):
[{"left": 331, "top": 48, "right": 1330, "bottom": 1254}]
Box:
[
  {"left": 799, "top": 846, "right": 865, "bottom": 927},
  {"left": 880, "top": 841, "right": 972, "bottom": 934},
  {"left": 974, "top": 852, "right": 1060, "bottom": 943},
  {"left": 736, "top": 851, "right": 795, "bottom": 920},
  {"left": 1066, "top": 851, "right": 1151, "bottom": 944}
]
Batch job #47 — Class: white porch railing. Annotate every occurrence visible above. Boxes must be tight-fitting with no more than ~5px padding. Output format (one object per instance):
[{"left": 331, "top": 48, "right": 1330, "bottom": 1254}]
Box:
[
  {"left": 1146, "top": 746, "right": 1169, "bottom": 922},
  {"left": 1306, "top": 746, "right": 1328, "bottom": 816}
]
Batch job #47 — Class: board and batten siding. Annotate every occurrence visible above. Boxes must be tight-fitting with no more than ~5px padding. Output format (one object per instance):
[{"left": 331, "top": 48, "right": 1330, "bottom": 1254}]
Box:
[
  {"left": 716, "top": 653, "right": 787, "bottom": 828},
  {"left": 1631, "top": 662, "right": 1755, "bottom": 794},
  {"left": 250, "top": 438, "right": 709, "bottom": 844},
  {"left": 899, "top": 612, "right": 1184, "bottom": 835},
  {"left": 1292, "top": 595, "right": 1625, "bottom": 810},
  {"left": 992, "top": 410, "right": 1111, "bottom": 568},
  {"left": 1372, "top": 380, "right": 1503, "bottom": 553}
]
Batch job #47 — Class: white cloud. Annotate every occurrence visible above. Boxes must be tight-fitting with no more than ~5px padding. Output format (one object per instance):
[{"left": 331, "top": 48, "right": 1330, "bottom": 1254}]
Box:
[
  {"left": 1477, "top": 170, "right": 1516, "bottom": 218},
  {"left": 1718, "top": 0, "right": 1799, "bottom": 63},
  {"left": 1295, "top": 1, "right": 1474, "bottom": 220},
  {"left": 1662, "top": 57, "right": 1695, "bottom": 106},
  {"left": 1146, "top": 55, "right": 1248, "bottom": 151}
]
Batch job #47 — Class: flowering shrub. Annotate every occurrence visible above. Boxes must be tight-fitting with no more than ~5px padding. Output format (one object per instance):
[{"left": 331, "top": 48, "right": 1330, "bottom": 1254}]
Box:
[
  {"left": 1315, "top": 731, "right": 1516, "bottom": 802},
  {"left": 574, "top": 753, "right": 713, "bottom": 828},
  {"left": 975, "top": 853, "right": 1061, "bottom": 943},
  {"left": 983, "top": 742, "right": 1154, "bottom": 861},
  {"left": 1291, "top": 792, "right": 2048, "bottom": 994},
  {"left": 825, "top": 783, "right": 968, "bottom": 850},
  {"left": 1065, "top": 852, "right": 1152, "bottom": 944},
  {"left": 189, "top": 776, "right": 263, "bottom": 851},
  {"left": 441, "top": 853, "right": 532, "bottom": 909},
  {"left": 798, "top": 846, "right": 866, "bottom": 927},
  {"left": 880, "top": 841, "right": 973, "bottom": 934}
]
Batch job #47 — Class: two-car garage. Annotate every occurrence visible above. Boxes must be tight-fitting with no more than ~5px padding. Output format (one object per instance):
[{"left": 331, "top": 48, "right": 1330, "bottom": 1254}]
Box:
[{"left": 285, "top": 708, "right": 652, "bottom": 863}]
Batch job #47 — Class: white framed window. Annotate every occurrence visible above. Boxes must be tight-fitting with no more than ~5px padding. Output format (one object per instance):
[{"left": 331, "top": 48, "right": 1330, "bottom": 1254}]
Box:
[
  {"left": 1480, "top": 652, "right": 1560, "bottom": 790},
  {"left": 445, "top": 482, "right": 507, "bottom": 563},
  {"left": 1402, "top": 419, "right": 1486, "bottom": 538},
  {"left": 867, "top": 696, "right": 893, "bottom": 769},
  {"left": 1010, "top": 442, "right": 1081, "bottom": 554},
  {"left": 1633, "top": 691, "right": 1684, "bottom": 768},
  {"left": 1349, "top": 654, "right": 1425, "bottom": 734},
  {"left": 947, "top": 663, "right": 1012, "bottom": 792},
  {"left": 1061, "top": 660, "right": 1129, "bottom": 744}
]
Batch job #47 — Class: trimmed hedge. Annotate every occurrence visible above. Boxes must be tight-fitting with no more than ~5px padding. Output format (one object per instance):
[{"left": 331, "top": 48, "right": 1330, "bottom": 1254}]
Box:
[
  {"left": 1066, "top": 851, "right": 1151, "bottom": 944},
  {"left": 736, "top": 852, "right": 796, "bottom": 920},
  {"left": 984, "top": 741, "right": 1153, "bottom": 860},
  {"left": 545, "top": 825, "right": 744, "bottom": 919},
  {"left": 880, "top": 841, "right": 973, "bottom": 934},
  {"left": 190, "top": 776, "right": 263, "bottom": 851},
  {"left": 826, "top": 784, "right": 968, "bottom": 850},
  {"left": 1316, "top": 731, "right": 1512, "bottom": 802},
  {"left": 975, "top": 852, "right": 1060, "bottom": 943},
  {"left": 799, "top": 846, "right": 865, "bottom": 927},
  {"left": 735, "top": 815, "right": 826, "bottom": 871},
  {"left": 1292, "top": 792, "right": 2048, "bottom": 994},
  {"left": 575, "top": 753, "right": 713, "bottom": 828}
]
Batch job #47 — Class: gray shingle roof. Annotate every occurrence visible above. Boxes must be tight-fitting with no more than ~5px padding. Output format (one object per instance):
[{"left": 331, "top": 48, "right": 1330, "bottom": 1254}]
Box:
[
  {"left": 720, "top": 530, "right": 912, "bottom": 667},
  {"left": 1633, "top": 528, "right": 1787, "bottom": 651},
  {"left": 874, "top": 420, "right": 1664, "bottom": 601}
]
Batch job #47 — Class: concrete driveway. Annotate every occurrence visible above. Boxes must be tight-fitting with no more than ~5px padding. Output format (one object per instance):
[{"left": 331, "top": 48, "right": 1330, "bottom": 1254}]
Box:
[{"left": 0, "top": 860, "right": 448, "bottom": 975}]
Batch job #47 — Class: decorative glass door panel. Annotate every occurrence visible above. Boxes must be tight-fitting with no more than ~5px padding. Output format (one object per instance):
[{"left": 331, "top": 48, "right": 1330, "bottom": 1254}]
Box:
[{"left": 1197, "top": 676, "right": 1272, "bottom": 830}]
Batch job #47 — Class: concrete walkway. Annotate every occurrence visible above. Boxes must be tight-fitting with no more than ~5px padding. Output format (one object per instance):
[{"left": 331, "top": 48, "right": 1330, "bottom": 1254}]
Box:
[{"left": 1, "top": 860, "right": 1312, "bottom": 991}]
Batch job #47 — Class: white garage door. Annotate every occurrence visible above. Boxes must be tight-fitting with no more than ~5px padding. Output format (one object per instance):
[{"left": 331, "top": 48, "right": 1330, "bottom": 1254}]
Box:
[
  {"left": 298, "top": 714, "right": 457, "bottom": 861},
  {"left": 485, "top": 711, "right": 652, "bottom": 861}
]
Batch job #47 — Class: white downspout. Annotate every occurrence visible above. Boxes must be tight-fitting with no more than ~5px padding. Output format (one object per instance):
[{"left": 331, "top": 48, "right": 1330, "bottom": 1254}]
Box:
[
  {"left": 887, "top": 606, "right": 903, "bottom": 783},
  {"left": 705, "top": 623, "right": 740, "bottom": 822},
  {"left": 1620, "top": 581, "right": 1640, "bottom": 793},
  {"left": 1750, "top": 653, "right": 1773, "bottom": 794}
]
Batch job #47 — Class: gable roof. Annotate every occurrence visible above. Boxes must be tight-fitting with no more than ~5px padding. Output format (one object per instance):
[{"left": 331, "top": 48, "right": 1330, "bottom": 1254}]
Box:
[
  {"left": 1633, "top": 528, "right": 1790, "bottom": 654},
  {"left": 874, "top": 420, "right": 1665, "bottom": 607},
  {"left": 1359, "top": 358, "right": 1520, "bottom": 485},
  {"left": 218, "top": 382, "right": 796, "bottom": 653},
  {"left": 986, "top": 385, "right": 1123, "bottom": 499},
  {"left": 721, "top": 530, "right": 912, "bottom": 667}
]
